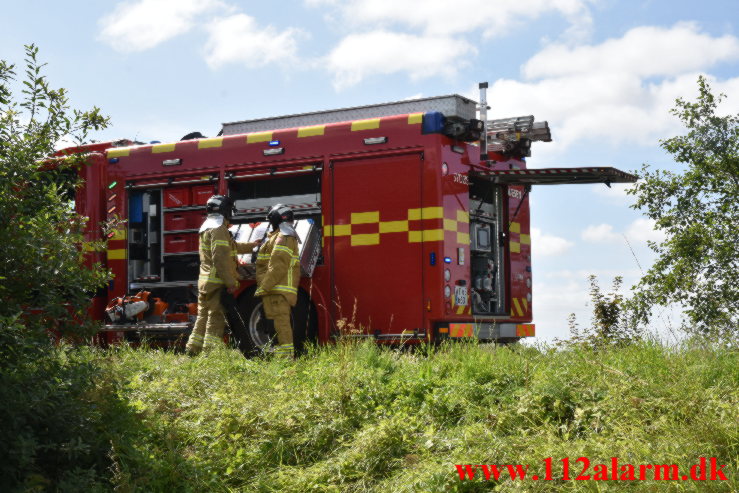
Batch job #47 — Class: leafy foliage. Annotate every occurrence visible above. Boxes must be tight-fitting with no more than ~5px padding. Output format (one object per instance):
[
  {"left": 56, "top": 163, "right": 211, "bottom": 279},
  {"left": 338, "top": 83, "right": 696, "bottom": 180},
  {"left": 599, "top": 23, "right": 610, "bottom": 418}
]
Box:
[
  {"left": 0, "top": 317, "right": 131, "bottom": 491},
  {"left": 567, "top": 275, "right": 642, "bottom": 348},
  {"left": 0, "top": 46, "right": 114, "bottom": 491},
  {"left": 628, "top": 76, "right": 738, "bottom": 336},
  {"left": 0, "top": 45, "right": 109, "bottom": 336}
]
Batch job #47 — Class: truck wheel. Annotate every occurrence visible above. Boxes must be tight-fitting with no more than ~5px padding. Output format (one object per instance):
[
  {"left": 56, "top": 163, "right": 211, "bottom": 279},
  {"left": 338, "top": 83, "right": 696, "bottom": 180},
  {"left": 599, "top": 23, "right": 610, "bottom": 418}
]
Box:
[{"left": 233, "top": 289, "right": 316, "bottom": 357}]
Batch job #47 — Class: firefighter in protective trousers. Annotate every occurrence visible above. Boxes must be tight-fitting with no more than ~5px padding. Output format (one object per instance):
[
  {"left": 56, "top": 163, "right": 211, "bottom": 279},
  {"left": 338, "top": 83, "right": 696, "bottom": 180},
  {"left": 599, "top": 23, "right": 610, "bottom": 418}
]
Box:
[
  {"left": 254, "top": 204, "right": 301, "bottom": 358},
  {"left": 186, "top": 195, "right": 260, "bottom": 354}
]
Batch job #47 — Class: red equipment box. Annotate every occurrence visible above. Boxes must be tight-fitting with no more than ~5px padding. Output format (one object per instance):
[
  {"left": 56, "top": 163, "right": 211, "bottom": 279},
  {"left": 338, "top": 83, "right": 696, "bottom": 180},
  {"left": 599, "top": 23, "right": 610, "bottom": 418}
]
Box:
[
  {"left": 164, "top": 212, "right": 188, "bottom": 231},
  {"left": 163, "top": 187, "right": 191, "bottom": 208},
  {"left": 164, "top": 210, "right": 204, "bottom": 231},
  {"left": 192, "top": 184, "right": 215, "bottom": 205},
  {"left": 164, "top": 233, "right": 196, "bottom": 253}
]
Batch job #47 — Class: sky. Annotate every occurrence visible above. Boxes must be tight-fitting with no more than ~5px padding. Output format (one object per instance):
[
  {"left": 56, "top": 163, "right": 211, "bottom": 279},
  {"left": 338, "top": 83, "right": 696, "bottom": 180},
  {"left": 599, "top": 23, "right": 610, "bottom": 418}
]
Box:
[{"left": 2, "top": 0, "right": 738, "bottom": 342}]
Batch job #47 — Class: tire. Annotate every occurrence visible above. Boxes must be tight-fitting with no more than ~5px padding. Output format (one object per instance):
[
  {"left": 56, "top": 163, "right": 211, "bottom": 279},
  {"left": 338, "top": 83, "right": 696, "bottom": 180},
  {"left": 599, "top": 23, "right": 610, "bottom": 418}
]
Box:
[{"left": 230, "top": 288, "right": 317, "bottom": 357}]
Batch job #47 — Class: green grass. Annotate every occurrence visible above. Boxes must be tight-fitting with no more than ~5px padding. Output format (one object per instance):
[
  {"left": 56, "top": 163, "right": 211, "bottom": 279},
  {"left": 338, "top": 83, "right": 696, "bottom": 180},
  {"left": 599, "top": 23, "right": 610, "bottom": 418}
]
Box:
[
  {"left": 3, "top": 336, "right": 736, "bottom": 491},
  {"left": 85, "top": 340, "right": 737, "bottom": 492}
]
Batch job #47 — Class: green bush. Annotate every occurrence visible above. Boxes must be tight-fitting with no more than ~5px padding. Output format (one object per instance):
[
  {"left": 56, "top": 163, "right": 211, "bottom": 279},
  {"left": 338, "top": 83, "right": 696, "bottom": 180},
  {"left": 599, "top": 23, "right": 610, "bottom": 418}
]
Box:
[
  {"left": 0, "top": 317, "right": 107, "bottom": 490},
  {"left": 0, "top": 45, "right": 113, "bottom": 491},
  {"left": 0, "top": 45, "right": 109, "bottom": 337}
]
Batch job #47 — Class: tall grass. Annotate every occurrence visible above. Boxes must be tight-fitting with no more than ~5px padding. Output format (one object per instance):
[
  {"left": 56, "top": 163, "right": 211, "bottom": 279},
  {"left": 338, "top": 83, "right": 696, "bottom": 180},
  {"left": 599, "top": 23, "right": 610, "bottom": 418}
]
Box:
[{"left": 90, "top": 339, "right": 736, "bottom": 492}]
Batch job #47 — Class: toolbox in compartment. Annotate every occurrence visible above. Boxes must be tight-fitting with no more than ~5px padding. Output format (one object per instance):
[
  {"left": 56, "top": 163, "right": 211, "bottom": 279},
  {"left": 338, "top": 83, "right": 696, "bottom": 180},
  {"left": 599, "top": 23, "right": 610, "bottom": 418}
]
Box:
[
  {"left": 164, "top": 233, "right": 196, "bottom": 253},
  {"left": 164, "top": 210, "right": 204, "bottom": 231},
  {"left": 192, "top": 184, "right": 215, "bottom": 205},
  {"left": 163, "top": 255, "right": 199, "bottom": 281},
  {"left": 163, "top": 187, "right": 191, "bottom": 208}
]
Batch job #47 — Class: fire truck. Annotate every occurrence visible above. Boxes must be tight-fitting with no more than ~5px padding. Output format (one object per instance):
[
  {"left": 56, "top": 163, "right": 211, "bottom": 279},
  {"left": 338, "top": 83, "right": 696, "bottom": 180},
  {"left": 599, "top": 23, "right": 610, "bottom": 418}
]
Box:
[{"left": 67, "top": 83, "right": 636, "bottom": 352}]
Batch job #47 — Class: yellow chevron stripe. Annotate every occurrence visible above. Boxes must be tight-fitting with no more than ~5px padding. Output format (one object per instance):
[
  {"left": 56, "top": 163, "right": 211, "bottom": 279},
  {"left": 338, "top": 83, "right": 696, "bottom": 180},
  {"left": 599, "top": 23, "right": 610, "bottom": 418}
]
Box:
[
  {"left": 351, "top": 118, "right": 380, "bottom": 131},
  {"left": 351, "top": 234, "right": 380, "bottom": 246},
  {"left": 324, "top": 224, "right": 351, "bottom": 237},
  {"left": 351, "top": 211, "right": 379, "bottom": 224},
  {"left": 379, "top": 220, "right": 408, "bottom": 233},
  {"left": 510, "top": 241, "right": 520, "bottom": 253},
  {"left": 408, "top": 113, "right": 423, "bottom": 124},
  {"left": 198, "top": 137, "right": 223, "bottom": 149},
  {"left": 512, "top": 298, "right": 523, "bottom": 317},
  {"left": 247, "top": 131, "right": 273, "bottom": 143},
  {"left": 108, "top": 249, "right": 126, "bottom": 260},
  {"left": 408, "top": 229, "right": 444, "bottom": 243},
  {"left": 510, "top": 222, "right": 521, "bottom": 233},
  {"left": 107, "top": 148, "right": 130, "bottom": 158},
  {"left": 152, "top": 143, "right": 176, "bottom": 154},
  {"left": 408, "top": 207, "right": 443, "bottom": 220},
  {"left": 520, "top": 234, "right": 530, "bottom": 245},
  {"left": 298, "top": 125, "right": 325, "bottom": 137}
]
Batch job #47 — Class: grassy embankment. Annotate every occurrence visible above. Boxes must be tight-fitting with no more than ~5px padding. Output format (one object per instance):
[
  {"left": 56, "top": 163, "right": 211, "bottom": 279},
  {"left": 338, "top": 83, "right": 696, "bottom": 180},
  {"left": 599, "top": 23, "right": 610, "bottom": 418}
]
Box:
[
  {"left": 3, "top": 335, "right": 736, "bottom": 491},
  {"left": 90, "top": 339, "right": 737, "bottom": 492}
]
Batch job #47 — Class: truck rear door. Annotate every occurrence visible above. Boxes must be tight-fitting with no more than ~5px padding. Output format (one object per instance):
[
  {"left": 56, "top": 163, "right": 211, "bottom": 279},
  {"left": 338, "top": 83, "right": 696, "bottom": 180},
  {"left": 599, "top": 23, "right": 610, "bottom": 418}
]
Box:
[
  {"left": 328, "top": 151, "right": 425, "bottom": 338},
  {"left": 467, "top": 166, "right": 637, "bottom": 323}
]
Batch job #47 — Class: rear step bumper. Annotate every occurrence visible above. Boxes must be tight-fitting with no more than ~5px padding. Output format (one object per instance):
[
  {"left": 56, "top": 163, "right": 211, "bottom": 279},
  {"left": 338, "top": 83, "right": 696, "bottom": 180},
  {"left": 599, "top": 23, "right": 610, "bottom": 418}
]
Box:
[{"left": 100, "top": 323, "right": 192, "bottom": 333}]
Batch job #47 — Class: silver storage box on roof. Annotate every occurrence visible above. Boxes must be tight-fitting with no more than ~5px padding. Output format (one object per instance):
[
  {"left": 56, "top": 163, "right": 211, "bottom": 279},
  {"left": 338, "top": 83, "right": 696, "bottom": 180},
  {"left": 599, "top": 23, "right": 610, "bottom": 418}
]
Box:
[
  {"left": 222, "top": 94, "right": 477, "bottom": 135},
  {"left": 231, "top": 219, "right": 321, "bottom": 279}
]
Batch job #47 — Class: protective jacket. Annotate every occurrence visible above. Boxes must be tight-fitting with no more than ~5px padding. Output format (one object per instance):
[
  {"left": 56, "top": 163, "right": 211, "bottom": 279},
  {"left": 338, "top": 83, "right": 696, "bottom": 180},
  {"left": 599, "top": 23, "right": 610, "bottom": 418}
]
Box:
[
  {"left": 254, "top": 230, "right": 301, "bottom": 306},
  {"left": 198, "top": 221, "right": 255, "bottom": 293}
]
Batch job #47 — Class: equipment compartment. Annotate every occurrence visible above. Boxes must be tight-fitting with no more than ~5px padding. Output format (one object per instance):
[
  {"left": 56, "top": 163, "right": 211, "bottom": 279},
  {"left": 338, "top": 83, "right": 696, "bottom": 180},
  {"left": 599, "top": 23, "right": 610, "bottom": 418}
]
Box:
[
  {"left": 163, "top": 187, "right": 191, "bottom": 208},
  {"left": 192, "top": 184, "right": 216, "bottom": 205},
  {"left": 163, "top": 255, "right": 199, "bottom": 282},
  {"left": 469, "top": 177, "right": 506, "bottom": 316},
  {"left": 164, "top": 210, "right": 203, "bottom": 231},
  {"left": 164, "top": 233, "right": 196, "bottom": 253}
]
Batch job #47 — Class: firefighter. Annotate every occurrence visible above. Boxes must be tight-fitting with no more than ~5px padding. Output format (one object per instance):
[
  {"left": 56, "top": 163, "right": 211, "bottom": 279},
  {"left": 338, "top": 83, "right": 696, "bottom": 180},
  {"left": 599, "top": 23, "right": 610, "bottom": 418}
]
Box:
[
  {"left": 254, "top": 204, "right": 301, "bottom": 358},
  {"left": 186, "top": 195, "right": 260, "bottom": 355}
]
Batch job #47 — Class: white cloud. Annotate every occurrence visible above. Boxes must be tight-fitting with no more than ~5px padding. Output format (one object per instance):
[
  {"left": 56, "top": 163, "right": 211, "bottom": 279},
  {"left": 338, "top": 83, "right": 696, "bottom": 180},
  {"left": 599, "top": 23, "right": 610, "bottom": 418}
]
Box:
[
  {"left": 532, "top": 277, "right": 587, "bottom": 340},
  {"left": 523, "top": 22, "right": 739, "bottom": 79},
  {"left": 484, "top": 23, "right": 739, "bottom": 153},
  {"left": 307, "top": 0, "right": 595, "bottom": 39},
  {"left": 326, "top": 31, "right": 476, "bottom": 89},
  {"left": 313, "top": 0, "right": 597, "bottom": 88},
  {"left": 581, "top": 223, "right": 619, "bottom": 243},
  {"left": 531, "top": 227, "right": 574, "bottom": 257},
  {"left": 99, "top": 0, "right": 228, "bottom": 52},
  {"left": 625, "top": 218, "right": 666, "bottom": 243},
  {"left": 593, "top": 182, "right": 636, "bottom": 205},
  {"left": 203, "top": 14, "right": 304, "bottom": 69},
  {"left": 581, "top": 218, "right": 665, "bottom": 244}
]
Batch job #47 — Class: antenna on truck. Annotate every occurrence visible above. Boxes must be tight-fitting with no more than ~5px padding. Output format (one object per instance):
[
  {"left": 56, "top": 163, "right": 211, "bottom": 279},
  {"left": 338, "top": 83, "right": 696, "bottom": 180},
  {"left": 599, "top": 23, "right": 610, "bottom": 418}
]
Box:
[{"left": 478, "top": 82, "right": 489, "bottom": 163}]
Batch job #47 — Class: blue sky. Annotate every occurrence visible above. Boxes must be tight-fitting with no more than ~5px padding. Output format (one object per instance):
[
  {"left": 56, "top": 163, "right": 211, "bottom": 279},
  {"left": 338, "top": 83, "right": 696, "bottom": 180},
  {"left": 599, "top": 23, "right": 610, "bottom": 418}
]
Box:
[{"left": 3, "top": 0, "right": 738, "bottom": 341}]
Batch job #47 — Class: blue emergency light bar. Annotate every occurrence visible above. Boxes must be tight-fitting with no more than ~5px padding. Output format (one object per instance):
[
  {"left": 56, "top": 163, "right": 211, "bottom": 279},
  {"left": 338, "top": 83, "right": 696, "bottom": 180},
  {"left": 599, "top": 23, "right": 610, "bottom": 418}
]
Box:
[{"left": 422, "top": 112, "right": 445, "bottom": 134}]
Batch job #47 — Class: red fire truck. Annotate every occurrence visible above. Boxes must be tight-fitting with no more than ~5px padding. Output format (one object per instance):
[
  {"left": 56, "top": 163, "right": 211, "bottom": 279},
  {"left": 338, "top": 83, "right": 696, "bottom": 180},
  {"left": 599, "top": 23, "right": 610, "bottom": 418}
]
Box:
[{"left": 67, "top": 83, "right": 635, "bottom": 351}]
